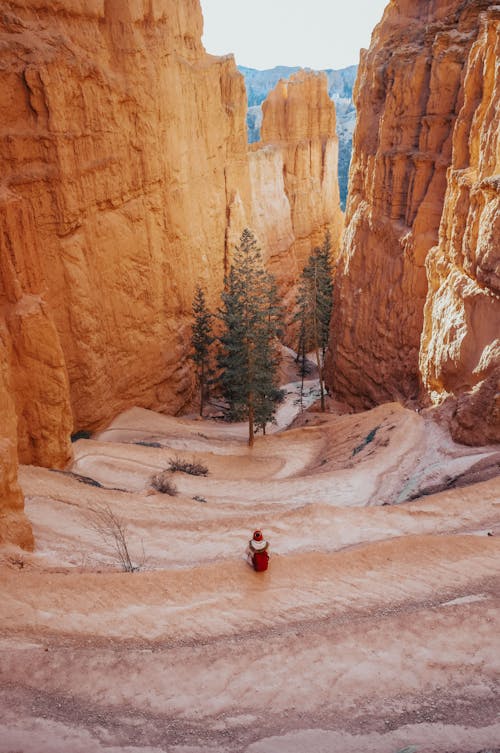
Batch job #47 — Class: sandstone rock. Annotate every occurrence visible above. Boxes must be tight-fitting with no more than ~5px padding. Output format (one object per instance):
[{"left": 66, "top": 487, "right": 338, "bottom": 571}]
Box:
[
  {"left": 261, "top": 70, "right": 344, "bottom": 269},
  {"left": 420, "top": 5, "right": 500, "bottom": 444},
  {"left": 0, "top": 189, "right": 73, "bottom": 468},
  {"left": 0, "top": 1, "right": 346, "bottom": 546},
  {"left": 240, "top": 64, "right": 357, "bottom": 209},
  {"left": 0, "top": 330, "right": 34, "bottom": 551},
  {"left": 0, "top": 0, "right": 252, "bottom": 442},
  {"left": 251, "top": 71, "right": 344, "bottom": 325},
  {"left": 0, "top": 0, "right": 256, "bottom": 546},
  {"left": 248, "top": 144, "right": 296, "bottom": 282},
  {"left": 326, "top": 0, "right": 499, "bottom": 445}
]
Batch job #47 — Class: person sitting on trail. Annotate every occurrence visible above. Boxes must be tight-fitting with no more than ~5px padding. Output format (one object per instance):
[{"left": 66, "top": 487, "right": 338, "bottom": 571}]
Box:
[{"left": 247, "top": 529, "right": 270, "bottom": 572}]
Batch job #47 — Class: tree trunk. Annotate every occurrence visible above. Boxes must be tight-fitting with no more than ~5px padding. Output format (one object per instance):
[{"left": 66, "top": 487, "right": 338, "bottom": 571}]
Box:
[
  {"left": 312, "top": 264, "right": 325, "bottom": 412},
  {"left": 312, "top": 311, "right": 325, "bottom": 412},
  {"left": 248, "top": 401, "right": 254, "bottom": 447},
  {"left": 200, "top": 363, "right": 204, "bottom": 417}
]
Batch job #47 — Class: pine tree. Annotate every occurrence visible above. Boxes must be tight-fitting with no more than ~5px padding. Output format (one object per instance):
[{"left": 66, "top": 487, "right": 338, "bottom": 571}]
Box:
[
  {"left": 294, "top": 231, "right": 333, "bottom": 411},
  {"left": 295, "top": 302, "right": 313, "bottom": 412},
  {"left": 316, "top": 231, "right": 334, "bottom": 363},
  {"left": 190, "top": 283, "right": 214, "bottom": 417},
  {"left": 218, "top": 228, "right": 283, "bottom": 446}
]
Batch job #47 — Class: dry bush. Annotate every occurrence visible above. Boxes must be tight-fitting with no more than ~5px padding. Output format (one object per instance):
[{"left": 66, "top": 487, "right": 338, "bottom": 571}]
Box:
[
  {"left": 151, "top": 471, "right": 178, "bottom": 495},
  {"left": 168, "top": 456, "right": 208, "bottom": 476},
  {"left": 87, "top": 503, "right": 141, "bottom": 572}
]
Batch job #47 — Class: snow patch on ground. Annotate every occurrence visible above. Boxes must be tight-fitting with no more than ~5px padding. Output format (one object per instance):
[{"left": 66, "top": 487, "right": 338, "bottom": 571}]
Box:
[{"left": 440, "top": 593, "right": 489, "bottom": 607}]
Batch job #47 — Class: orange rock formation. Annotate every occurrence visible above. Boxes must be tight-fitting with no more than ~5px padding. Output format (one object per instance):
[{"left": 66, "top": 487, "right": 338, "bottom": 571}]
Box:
[
  {"left": 0, "top": 189, "right": 73, "bottom": 469},
  {"left": 0, "top": 0, "right": 253, "bottom": 545},
  {"left": 250, "top": 71, "right": 344, "bottom": 312},
  {"left": 0, "top": 3, "right": 347, "bottom": 546},
  {"left": 0, "top": 0, "right": 251, "bottom": 440},
  {"left": 0, "top": 334, "right": 34, "bottom": 550},
  {"left": 327, "top": 0, "right": 499, "bottom": 443},
  {"left": 421, "top": 5, "right": 500, "bottom": 445}
]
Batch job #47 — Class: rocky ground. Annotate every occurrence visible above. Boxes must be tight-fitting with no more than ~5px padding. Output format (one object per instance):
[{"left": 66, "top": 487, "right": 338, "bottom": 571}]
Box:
[{"left": 0, "top": 392, "right": 499, "bottom": 753}]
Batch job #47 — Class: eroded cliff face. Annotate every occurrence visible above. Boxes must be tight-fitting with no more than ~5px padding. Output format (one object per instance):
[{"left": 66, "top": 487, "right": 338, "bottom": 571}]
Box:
[
  {"left": 250, "top": 71, "right": 344, "bottom": 313},
  {"left": 0, "top": 2, "right": 347, "bottom": 547},
  {"left": 0, "top": 0, "right": 251, "bottom": 438},
  {"left": 0, "top": 189, "right": 73, "bottom": 469},
  {"left": 0, "top": 0, "right": 254, "bottom": 545},
  {"left": 421, "top": 4, "right": 500, "bottom": 444},
  {"left": 327, "top": 0, "right": 499, "bottom": 443},
  {"left": 0, "top": 331, "right": 34, "bottom": 550}
]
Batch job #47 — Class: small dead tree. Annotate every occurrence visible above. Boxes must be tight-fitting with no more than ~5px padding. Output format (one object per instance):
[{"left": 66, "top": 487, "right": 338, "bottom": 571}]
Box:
[{"left": 87, "top": 503, "right": 139, "bottom": 572}]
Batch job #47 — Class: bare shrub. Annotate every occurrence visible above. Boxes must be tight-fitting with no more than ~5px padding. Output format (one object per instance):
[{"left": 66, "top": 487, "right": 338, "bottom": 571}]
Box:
[
  {"left": 151, "top": 471, "right": 178, "bottom": 495},
  {"left": 168, "top": 456, "right": 208, "bottom": 476},
  {"left": 87, "top": 503, "right": 140, "bottom": 572}
]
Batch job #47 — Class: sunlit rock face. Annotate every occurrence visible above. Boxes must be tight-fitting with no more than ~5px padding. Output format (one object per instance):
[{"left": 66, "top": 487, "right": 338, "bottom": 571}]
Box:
[
  {"left": 0, "top": 0, "right": 254, "bottom": 545},
  {"left": 250, "top": 71, "right": 344, "bottom": 317},
  {"left": 0, "top": 0, "right": 252, "bottom": 441},
  {"left": 420, "top": 4, "right": 500, "bottom": 444},
  {"left": 0, "top": 332, "right": 34, "bottom": 550},
  {"left": 0, "top": 190, "right": 73, "bottom": 469},
  {"left": 0, "top": 2, "right": 349, "bottom": 546},
  {"left": 326, "top": 0, "right": 499, "bottom": 443},
  {"left": 240, "top": 64, "right": 357, "bottom": 210}
]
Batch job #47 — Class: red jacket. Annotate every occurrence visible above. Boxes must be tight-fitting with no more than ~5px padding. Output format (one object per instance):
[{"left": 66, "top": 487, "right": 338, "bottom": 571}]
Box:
[{"left": 248, "top": 539, "right": 269, "bottom": 571}]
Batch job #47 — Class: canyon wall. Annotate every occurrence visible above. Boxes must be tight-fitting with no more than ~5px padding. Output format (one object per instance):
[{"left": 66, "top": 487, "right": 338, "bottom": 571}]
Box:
[
  {"left": 250, "top": 71, "right": 344, "bottom": 314},
  {"left": 327, "top": 0, "right": 499, "bottom": 443},
  {"left": 0, "top": 2, "right": 345, "bottom": 546},
  {"left": 0, "top": 0, "right": 252, "bottom": 446},
  {"left": 420, "top": 4, "right": 500, "bottom": 444},
  {"left": 0, "top": 332, "right": 34, "bottom": 550},
  {"left": 0, "top": 0, "right": 253, "bottom": 546}
]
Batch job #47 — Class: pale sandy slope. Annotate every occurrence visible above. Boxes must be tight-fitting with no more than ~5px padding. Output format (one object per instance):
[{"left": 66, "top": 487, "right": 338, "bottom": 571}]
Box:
[{"left": 0, "top": 402, "right": 499, "bottom": 753}]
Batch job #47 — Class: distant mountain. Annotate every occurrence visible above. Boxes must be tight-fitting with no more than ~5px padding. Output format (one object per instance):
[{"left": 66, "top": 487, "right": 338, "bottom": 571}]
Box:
[{"left": 239, "top": 65, "right": 358, "bottom": 210}]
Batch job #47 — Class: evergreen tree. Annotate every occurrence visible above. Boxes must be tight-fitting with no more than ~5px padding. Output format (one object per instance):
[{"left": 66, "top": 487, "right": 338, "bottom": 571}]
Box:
[
  {"left": 294, "top": 231, "right": 334, "bottom": 411},
  {"left": 316, "top": 231, "right": 334, "bottom": 363},
  {"left": 190, "top": 283, "right": 214, "bottom": 417},
  {"left": 295, "top": 308, "right": 313, "bottom": 412},
  {"left": 218, "top": 228, "right": 283, "bottom": 446}
]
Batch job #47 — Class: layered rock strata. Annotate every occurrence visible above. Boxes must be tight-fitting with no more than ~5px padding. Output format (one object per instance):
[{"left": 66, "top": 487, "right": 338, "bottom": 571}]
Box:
[
  {"left": 327, "top": 0, "right": 499, "bottom": 443},
  {"left": 421, "top": 4, "right": 500, "bottom": 444},
  {"left": 0, "top": 0, "right": 253, "bottom": 545},
  {"left": 0, "top": 0, "right": 251, "bottom": 440},
  {"left": 260, "top": 71, "right": 344, "bottom": 269},
  {"left": 0, "top": 2, "right": 346, "bottom": 546},
  {"left": 0, "top": 333, "right": 34, "bottom": 550},
  {"left": 250, "top": 71, "right": 343, "bottom": 313}
]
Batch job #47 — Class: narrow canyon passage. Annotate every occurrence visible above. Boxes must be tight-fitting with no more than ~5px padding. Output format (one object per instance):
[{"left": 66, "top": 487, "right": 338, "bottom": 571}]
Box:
[
  {"left": 0, "top": 1, "right": 498, "bottom": 751},
  {"left": 1, "top": 404, "right": 499, "bottom": 753}
]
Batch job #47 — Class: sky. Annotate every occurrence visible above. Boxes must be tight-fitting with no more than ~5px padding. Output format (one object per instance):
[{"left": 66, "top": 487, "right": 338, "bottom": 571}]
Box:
[{"left": 200, "top": 0, "right": 389, "bottom": 71}]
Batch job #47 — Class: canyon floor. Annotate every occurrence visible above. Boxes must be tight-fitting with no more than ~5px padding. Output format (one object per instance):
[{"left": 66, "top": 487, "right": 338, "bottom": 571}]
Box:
[{"left": 1, "top": 383, "right": 499, "bottom": 753}]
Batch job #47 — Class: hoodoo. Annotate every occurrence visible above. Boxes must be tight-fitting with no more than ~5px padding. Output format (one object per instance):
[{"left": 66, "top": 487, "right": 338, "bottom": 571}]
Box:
[
  {"left": 250, "top": 70, "right": 344, "bottom": 311},
  {"left": 326, "top": 0, "right": 499, "bottom": 443}
]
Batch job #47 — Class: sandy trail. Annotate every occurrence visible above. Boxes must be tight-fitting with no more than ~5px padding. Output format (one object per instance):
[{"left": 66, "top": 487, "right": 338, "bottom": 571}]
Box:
[{"left": 1, "top": 402, "right": 499, "bottom": 752}]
